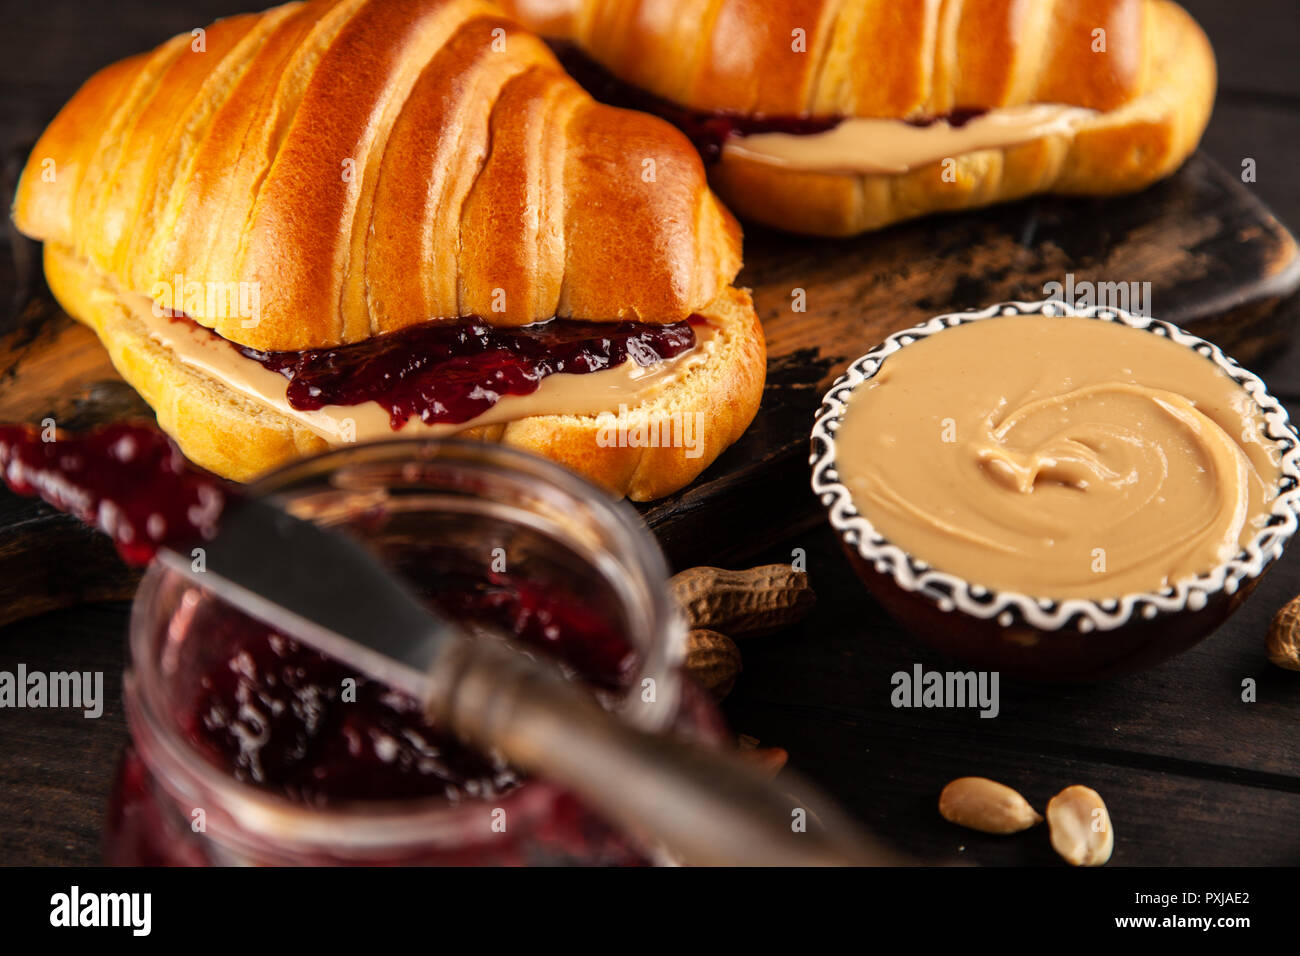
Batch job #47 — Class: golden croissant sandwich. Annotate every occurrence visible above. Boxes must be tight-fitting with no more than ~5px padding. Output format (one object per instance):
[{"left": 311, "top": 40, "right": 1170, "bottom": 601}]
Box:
[
  {"left": 500, "top": 0, "right": 1216, "bottom": 236},
  {"left": 11, "top": 0, "right": 765, "bottom": 500}
]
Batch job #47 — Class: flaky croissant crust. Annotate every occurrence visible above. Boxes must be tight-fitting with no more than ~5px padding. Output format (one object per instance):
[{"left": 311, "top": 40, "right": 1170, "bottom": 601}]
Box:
[
  {"left": 504, "top": 0, "right": 1169, "bottom": 117},
  {"left": 13, "top": 0, "right": 742, "bottom": 351}
]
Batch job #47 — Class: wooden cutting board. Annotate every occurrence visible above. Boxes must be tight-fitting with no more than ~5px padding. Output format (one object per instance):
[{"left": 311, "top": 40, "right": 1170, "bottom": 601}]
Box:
[{"left": 1, "top": 152, "right": 1297, "bottom": 624}]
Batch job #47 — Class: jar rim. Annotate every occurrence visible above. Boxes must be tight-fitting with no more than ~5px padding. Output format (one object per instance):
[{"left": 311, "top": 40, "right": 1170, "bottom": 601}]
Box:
[{"left": 124, "top": 438, "right": 685, "bottom": 858}]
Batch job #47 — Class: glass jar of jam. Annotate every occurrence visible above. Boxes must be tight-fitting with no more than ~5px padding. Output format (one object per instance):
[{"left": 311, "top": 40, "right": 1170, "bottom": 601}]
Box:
[{"left": 105, "top": 440, "right": 725, "bottom": 865}]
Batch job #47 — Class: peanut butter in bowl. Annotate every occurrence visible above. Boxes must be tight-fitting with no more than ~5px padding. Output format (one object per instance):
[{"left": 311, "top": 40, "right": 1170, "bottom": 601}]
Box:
[
  {"left": 812, "top": 302, "right": 1300, "bottom": 680},
  {"left": 837, "top": 313, "right": 1282, "bottom": 600}
]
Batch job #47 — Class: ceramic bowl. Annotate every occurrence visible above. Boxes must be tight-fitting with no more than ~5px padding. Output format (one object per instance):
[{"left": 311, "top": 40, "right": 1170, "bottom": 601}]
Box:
[{"left": 810, "top": 300, "right": 1300, "bottom": 680}]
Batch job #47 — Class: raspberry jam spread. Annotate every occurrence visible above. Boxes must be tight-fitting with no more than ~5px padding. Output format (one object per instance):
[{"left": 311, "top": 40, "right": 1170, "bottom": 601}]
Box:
[
  {"left": 0, "top": 422, "right": 227, "bottom": 565},
  {"left": 231, "top": 315, "right": 700, "bottom": 429},
  {"left": 183, "top": 570, "right": 635, "bottom": 805},
  {"left": 549, "top": 42, "right": 988, "bottom": 163}
]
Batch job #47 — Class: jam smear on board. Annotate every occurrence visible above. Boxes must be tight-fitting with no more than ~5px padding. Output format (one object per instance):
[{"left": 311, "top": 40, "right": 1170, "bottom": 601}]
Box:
[
  {"left": 232, "top": 315, "right": 700, "bottom": 429},
  {"left": 0, "top": 422, "right": 226, "bottom": 565},
  {"left": 550, "top": 42, "right": 986, "bottom": 162}
]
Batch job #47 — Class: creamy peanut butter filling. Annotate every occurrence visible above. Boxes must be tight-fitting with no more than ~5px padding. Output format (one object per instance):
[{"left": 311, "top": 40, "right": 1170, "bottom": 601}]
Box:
[
  {"left": 837, "top": 315, "right": 1282, "bottom": 600},
  {"left": 124, "top": 289, "right": 718, "bottom": 445},
  {"left": 723, "top": 104, "right": 1096, "bottom": 175}
]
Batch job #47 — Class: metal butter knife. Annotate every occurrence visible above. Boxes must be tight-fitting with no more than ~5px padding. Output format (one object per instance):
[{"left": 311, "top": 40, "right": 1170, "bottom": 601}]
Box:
[{"left": 155, "top": 496, "right": 896, "bottom": 866}]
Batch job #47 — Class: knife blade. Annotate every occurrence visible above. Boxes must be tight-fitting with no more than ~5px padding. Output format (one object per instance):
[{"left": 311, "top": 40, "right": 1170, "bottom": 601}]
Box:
[{"left": 157, "top": 494, "right": 446, "bottom": 702}]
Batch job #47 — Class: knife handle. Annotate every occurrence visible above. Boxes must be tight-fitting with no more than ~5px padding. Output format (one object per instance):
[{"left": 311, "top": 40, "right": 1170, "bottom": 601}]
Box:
[{"left": 426, "top": 638, "right": 900, "bottom": 867}]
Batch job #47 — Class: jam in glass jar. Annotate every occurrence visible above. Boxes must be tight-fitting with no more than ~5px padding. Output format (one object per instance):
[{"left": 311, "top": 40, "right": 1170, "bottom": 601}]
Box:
[{"left": 105, "top": 440, "right": 724, "bottom": 865}]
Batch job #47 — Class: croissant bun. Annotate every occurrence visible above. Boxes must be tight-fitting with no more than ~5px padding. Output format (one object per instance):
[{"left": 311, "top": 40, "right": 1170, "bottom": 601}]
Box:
[
  {"left": 501, "top": 0, "right": 1216, "bottom": 235},
  {"left": 14, "top": 0, "right": 742, "bottom": 351},
  {"left": 11, "top": 0, "right": 766, "bottom": 500}
]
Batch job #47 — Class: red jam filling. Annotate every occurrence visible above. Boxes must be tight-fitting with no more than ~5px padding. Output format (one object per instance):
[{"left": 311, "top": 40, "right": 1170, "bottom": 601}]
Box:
[
  {"left": 231, "top": 315, "right": 700, "bottom": 429},
  {"left": 550, "top": 42, "right": 986, "bottom": 162},
  {"left": 180, "top": 570, "right": 636, "bottom": 805},
  {"left": 0, "top": 422, "right": 227, "bottom": 566}
]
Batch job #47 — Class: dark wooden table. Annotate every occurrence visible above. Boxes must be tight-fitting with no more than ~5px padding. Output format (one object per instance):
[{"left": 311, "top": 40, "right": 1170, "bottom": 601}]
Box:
[{"left": 2, "top": 0, "right": 1298, "bottom": 866}]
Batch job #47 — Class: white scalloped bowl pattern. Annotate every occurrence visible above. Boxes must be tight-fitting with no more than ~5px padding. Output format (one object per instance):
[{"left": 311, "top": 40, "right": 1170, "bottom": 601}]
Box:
[{"left": 810, "top": 300, "right": 1300, "bottom": 680}]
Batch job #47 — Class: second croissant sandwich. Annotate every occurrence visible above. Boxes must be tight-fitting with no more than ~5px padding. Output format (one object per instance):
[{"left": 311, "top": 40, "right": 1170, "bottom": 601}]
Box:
[
  {"left": 502, "top": 0, "right": 1216, "bottom": 236},
  {"left": 12, "top": 0, "right": 765, "bottom": 500}
]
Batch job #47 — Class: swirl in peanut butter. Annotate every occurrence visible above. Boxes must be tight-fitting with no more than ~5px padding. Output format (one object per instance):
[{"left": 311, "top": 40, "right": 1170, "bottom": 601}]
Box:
[{"left": 837, "top": 316, "right": 1281, "bottom": 599}]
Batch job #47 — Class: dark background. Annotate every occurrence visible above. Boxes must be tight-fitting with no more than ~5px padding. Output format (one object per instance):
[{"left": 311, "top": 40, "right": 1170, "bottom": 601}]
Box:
[{"left": 1, "top": 0, "right": 1298, "bottom": 865}]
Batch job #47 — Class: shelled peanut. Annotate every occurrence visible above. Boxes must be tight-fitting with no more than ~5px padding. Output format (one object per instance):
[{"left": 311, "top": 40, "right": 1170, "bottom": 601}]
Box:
[
  {"left": 938, "top": 777, "right": 1042, "bottom": 834},
  {"left": 938, "top": 776, "right": 1114, "bottom": 866}
]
